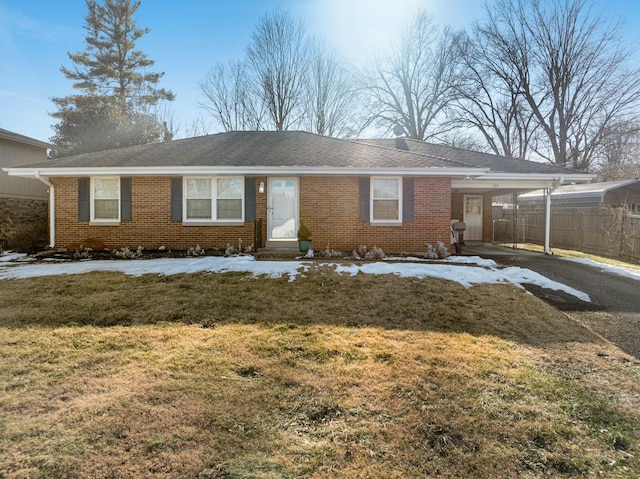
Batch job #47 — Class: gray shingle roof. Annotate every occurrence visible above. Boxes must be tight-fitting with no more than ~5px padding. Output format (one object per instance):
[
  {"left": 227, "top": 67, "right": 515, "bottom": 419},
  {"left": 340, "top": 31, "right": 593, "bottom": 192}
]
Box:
[
  {"left": 361, "top": 138, "right": 581, "bottom": 174},
  {"left": 20, "top": 131, "right": 464, "bottom": 170},
  {"left": 15, "top": 131, "right": 585, "bottom": 176}
]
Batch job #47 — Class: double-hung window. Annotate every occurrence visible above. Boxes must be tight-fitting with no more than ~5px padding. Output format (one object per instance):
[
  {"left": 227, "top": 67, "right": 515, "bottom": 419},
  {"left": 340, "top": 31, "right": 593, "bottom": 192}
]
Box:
[
  {"left": 185, "top": 177, "right": 244, "bottom": 222},
  {"left": 91, "top": 177, "right": 120, "bottom": 222},
  {"left": 371, "top": 177, "right": 402, "bottom": 223}
]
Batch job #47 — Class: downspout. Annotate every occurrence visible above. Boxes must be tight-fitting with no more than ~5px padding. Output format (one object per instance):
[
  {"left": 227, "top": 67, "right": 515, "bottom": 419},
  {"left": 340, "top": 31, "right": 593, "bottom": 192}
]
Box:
[
  {"left": 544, "top": 176, "right": 564, "bottom": 255},
  {"left": 34, "top": 171, "right": 55, "bottom": 248}
]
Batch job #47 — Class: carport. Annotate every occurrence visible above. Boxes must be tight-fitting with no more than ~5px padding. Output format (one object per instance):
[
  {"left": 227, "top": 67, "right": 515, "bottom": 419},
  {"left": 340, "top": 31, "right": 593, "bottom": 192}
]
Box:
[
  {"left": 363, "top": 138, "right": 593, "bottom": 255},
  {"left": 451, "top": 175, "right": 569, "bottom": 254}
]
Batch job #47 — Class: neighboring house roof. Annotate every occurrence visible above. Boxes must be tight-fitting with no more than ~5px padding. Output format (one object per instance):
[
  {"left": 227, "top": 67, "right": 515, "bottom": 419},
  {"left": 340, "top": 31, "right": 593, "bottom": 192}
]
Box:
[
  {"left": 362, "top": 138, "right": 578, "bottom": 175},
  {"left": 518, "top": 178, "right": 640, "bottom": 206},
  {"left": 4, "top": 131, "right": 594, "bottom": 187},
  {"left": 0, "top": 128, "right": 52, "bottom": 150}
]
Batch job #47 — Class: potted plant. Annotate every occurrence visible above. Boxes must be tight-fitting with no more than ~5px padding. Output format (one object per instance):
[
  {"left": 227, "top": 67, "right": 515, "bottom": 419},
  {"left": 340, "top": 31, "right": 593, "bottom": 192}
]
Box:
[{"left": 297, "top": 223, "right": 312, "bottom": 253}]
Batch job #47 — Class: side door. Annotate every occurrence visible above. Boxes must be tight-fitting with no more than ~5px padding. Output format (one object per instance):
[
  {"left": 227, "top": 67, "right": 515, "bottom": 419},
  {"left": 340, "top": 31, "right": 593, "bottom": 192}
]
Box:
[{"left": 463, "top": 194, "right": 483, "bottom": 241}]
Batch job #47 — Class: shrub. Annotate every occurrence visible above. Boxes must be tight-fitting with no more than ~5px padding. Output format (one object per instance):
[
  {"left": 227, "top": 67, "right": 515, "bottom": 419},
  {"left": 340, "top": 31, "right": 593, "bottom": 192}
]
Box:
[
  {"left": 73, "top": 246, "right": 93, "bottom": 260},
  {"left": 297, "top": 223, "right": 311, "bottom": 241},
  {"left": 224, "top": 238, "right": 253, "bottom": 256},
  {"left": 353, "top": 245, "right": 386, "bottom": 260},
  {"left": 0, "top": 217, "right": 49, "bottom": 252},
  {"left": 188, "top": 244, "right": 206, "bottom": 257},
  {"left": 321, "top": 244, "right": 346, "bottom": 258},
  {"left": 426, "top": 241, "right": 450, "bottom": 259},
  {"left": 114, "top": 246, "right": 143, "bottom": 259}
]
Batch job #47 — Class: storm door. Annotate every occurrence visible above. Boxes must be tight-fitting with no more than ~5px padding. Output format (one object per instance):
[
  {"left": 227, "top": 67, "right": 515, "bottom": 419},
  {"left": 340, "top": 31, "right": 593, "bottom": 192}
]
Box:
[{"left": 268, "top": 178, "right": 298, "bottom": 241}]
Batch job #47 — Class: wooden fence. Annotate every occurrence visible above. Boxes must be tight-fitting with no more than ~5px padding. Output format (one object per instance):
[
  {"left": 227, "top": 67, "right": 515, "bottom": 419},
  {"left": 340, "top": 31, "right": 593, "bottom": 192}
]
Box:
[{"left": 495, "top": 207, "right": 640, "bottom": 263}]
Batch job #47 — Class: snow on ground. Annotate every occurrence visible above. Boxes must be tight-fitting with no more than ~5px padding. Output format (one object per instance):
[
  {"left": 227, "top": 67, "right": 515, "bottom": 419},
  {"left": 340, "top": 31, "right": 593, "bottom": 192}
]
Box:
[
  {"left": 0, "top": 253, "right": 591, "bottom": 302},
  {"left": 563, "top": 257, "right": 640, "bottom": 282}
]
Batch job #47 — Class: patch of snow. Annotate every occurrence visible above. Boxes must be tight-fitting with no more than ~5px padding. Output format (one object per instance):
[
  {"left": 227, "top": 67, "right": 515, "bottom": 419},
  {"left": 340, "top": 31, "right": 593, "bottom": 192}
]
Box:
[
  {"left": 0, "top": 255, "right": 309, "bottom": 283},
  {"left": 0, "top": 253, "right": 27, "bottom": 263},
  {"left": 334, "top": 261, "right": 590, "bottom": 302},
  {"left": 384, "top": 255, "right": 499, "bottom": 268},
  {"left": 563, "top": 257, "right": 640, "bottom": 282},
  {"left": 0, "top": 254, "right": 590, "bottom": 302}
]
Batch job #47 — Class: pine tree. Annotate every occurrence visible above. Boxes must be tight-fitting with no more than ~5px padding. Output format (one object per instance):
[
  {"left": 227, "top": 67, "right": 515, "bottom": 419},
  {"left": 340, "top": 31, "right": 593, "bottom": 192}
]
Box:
[{"left": 50, "top": 0, "right": 174, "bottom": 156}]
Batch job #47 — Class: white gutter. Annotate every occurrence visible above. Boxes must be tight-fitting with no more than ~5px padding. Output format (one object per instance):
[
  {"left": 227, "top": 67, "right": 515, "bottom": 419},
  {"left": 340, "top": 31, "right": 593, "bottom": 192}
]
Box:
[
  {"left": 5, "top": 165, "right": 489, "bottom": 178},
  {"left": 544, "top": 176, "right": 564, "bottom": 255},
  {"left": 34, "top": 171, "right": 55, "bottom": 248}
]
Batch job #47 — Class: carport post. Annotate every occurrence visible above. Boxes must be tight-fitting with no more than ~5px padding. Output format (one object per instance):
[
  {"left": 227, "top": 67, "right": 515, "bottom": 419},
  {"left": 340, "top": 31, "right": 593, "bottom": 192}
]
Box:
[{"left": 544, "top": 177, "right": 564, "bottom": 255}]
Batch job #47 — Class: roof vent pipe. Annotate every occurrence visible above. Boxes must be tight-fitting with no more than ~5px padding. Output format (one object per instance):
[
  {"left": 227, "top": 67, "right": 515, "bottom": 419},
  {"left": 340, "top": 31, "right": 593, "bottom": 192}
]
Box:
[{"left": 395, "top": 137, "right": 409, "bottom": 150}]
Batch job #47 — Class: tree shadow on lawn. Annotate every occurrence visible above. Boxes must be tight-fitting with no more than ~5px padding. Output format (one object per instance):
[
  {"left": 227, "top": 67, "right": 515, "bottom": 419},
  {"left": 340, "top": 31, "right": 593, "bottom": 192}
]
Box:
[{"left": 0, "top": 269, "right": 604, "bottom": 349}]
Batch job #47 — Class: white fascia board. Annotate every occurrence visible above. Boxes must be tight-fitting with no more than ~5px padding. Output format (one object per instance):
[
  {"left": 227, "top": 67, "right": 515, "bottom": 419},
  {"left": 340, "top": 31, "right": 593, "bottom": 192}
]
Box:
[
  {"left": 480, "top": 172, "right": 595, "bottom": 182},
  {"left": 5, "top": 166, "right": 489, "bottom": 178},
  {"left": 452, "top": 174, "right": 594, "bottom": 190}
]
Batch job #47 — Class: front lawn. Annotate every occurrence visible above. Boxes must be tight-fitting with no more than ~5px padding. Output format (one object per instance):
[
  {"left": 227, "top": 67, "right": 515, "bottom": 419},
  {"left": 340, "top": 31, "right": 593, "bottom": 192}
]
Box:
[{"left": 1, "top": 267, "right": 639, "bottom": 478}]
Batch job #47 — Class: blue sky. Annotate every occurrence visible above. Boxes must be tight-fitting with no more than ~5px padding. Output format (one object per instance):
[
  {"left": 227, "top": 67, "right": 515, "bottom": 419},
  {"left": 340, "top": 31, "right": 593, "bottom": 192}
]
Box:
[{"left": 1, "top": 0, "right": 639, "bottom": 143}]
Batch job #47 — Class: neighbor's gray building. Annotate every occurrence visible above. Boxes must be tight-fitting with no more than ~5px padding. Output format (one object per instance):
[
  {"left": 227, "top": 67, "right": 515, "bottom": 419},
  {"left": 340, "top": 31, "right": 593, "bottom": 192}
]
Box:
[
  {"left": 0, "top": 128, "right": 51, "bottom": 223},
  {"left": 518, "top": 179, "right": 640, "bottom": 214}
]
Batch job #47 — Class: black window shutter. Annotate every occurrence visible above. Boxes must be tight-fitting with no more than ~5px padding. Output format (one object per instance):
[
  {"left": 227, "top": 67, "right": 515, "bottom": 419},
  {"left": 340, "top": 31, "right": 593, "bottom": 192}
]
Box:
[
  {"left": 170, "top": 177, "right": 183, "bottom": 222},
  {"left": 78, "top": 177, "right": 90, "bottom": 222},
  {"left": 358, "top": 177, "right": 370, "bottom": 222},
  {"left": 120, "top": 177, "right": 132, "bottom": 222},
  {"left": 403, "top": 177, "right": 415, "bottom": 222},
  {"left": 244, "top": 177, "right": 256, "bottom": 222}
]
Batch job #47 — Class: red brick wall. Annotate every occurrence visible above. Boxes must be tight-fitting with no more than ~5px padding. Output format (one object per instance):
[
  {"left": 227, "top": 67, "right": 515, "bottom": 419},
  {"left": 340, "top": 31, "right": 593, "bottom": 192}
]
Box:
[
  {"left": 51, "top": 175, "right": 452, "bottom": 253},
  {"left": 300, "top": 176, "right": 451, "bottom": 253},
  {"left": 52, "top": 177, "right": 258, "bottom": 251}
]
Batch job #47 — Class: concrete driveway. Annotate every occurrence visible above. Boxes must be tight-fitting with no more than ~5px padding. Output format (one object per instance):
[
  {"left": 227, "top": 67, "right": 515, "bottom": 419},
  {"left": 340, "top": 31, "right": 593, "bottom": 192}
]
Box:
[{"left": 464, "top": 244, "right": 640, "bottom": 359}]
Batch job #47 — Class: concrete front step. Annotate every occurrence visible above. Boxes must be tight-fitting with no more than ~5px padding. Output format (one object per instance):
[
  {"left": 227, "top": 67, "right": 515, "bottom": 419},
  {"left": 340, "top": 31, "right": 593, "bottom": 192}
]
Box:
[{"left": 253, "top": 247, "right": 303, "bottom": 259}]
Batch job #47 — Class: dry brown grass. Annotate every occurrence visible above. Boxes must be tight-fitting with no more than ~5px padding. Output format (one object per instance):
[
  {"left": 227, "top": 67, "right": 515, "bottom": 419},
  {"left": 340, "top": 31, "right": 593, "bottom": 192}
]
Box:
[{"left": 1, "top": 267, "right": 639, "bottom": 478}]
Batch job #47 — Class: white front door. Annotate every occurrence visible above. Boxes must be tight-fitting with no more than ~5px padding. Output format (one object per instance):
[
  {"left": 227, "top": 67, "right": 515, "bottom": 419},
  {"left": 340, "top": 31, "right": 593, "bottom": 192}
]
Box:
[
  {"left": 463, "top": 195, "right": 483, "bottom": 241},
  {"left": 268, "top": 178, "right": 298, "bottom": 241}
]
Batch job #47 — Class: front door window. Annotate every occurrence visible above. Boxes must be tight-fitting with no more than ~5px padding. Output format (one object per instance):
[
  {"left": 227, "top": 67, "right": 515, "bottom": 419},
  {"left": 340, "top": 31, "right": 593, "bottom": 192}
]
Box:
[{"left": 269, "top": 179, "right": 297, "bottom": 240}]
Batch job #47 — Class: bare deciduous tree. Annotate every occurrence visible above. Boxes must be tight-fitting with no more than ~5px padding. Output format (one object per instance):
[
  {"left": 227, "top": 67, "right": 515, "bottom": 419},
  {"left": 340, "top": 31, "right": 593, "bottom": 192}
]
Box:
[
  {"left": 593, "top": 121, "right": 640, "bottom": 181},
  {"left": 454, "top": 31, "right": 537, "bottom": 159},
  {"left": 476, "top": 0, "right": 640, "bottom": 170},
  {"left": 361, "top": 12, "right": 462, "bottom": 140},
  {"left": 247, "top": 8, "right": 308, "bottom": 131},
  {"left": 305, "top": 39, "right": 360, "bottom": 137},
  {"left": 199, "top": 61, "right": 264, "bottom": 131}
]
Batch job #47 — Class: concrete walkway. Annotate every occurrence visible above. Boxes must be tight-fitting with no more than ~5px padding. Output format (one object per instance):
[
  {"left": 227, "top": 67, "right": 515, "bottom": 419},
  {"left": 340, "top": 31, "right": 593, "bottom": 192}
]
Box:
[{"left": 463, "top": 244, "right": 640, "bottom": 359}]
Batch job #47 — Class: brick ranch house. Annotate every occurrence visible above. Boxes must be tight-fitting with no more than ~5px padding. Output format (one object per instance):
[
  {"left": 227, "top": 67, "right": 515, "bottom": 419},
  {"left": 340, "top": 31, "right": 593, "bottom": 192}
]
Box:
[{"left": 4, "top": 131, "right": 593, "bottom": 254}]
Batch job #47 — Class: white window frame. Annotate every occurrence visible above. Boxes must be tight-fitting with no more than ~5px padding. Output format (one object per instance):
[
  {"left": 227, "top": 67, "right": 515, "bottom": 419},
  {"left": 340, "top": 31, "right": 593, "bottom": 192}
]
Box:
[
  {"left": 370, "top": 176, "right": 403, "bottom": 224},
  {"left": 90, "top": 176, "right": 120, "bottom": 224},
  {"left": 183, "top": 176, "right": 245, "bottom": 224}
]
